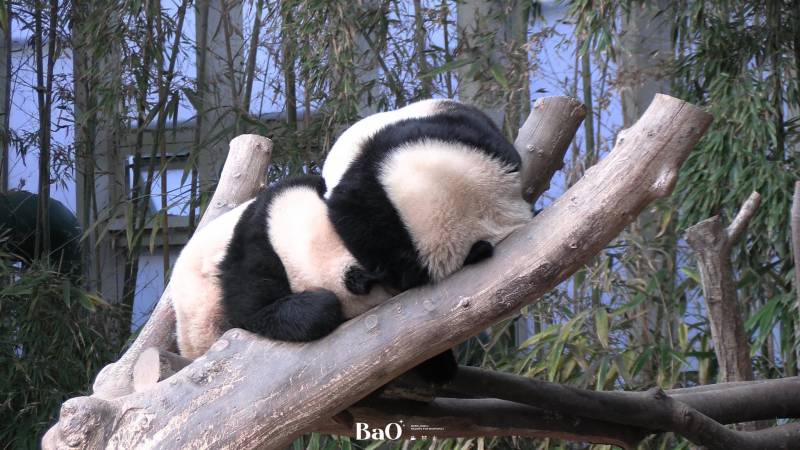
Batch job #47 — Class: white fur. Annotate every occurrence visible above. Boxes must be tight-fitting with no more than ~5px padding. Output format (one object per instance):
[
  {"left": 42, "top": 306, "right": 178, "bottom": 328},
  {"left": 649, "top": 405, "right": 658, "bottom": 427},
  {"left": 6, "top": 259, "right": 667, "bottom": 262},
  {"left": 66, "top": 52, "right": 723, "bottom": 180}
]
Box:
[
  {"left": 267, "top": 186, "right": 392, "bottom": 318},
  {"left": 322, "top": 99, "right": 449, "bottom": 196},
  {"left": 172, "top": 200, "right": 253, "bottom": 360},
  {"left": 379, "top": 140, "right": 532, "bottom": 281}
]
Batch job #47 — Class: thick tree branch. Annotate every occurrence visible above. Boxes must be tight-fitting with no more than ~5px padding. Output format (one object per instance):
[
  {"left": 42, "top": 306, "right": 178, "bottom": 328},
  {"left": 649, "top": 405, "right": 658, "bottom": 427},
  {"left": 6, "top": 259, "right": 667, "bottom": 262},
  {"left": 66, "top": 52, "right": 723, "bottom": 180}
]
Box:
[
  {"left": 515, "top": 96, "right": 587, "bottom": 203},
  {"left": 41, "top": 94, "right": 712, "bottom": 449},
  {"left": 685, "top": 191, "right": 760, "bottom": 383}
]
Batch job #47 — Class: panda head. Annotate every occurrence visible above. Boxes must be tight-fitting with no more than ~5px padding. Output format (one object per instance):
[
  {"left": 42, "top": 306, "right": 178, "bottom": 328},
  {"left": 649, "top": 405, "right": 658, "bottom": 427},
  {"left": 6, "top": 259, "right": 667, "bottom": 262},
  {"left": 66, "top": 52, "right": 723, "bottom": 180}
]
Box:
[{"left": 325, "top": 100, "right": 532, "bottom": 291}]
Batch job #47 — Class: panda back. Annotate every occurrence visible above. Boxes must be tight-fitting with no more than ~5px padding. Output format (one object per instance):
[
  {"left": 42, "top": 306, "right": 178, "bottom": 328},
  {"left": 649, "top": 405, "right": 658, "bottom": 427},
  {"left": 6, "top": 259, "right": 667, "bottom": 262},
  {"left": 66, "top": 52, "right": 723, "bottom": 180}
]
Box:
[{"left": 172, "top": 199, "right": 254, "bottom": 359}]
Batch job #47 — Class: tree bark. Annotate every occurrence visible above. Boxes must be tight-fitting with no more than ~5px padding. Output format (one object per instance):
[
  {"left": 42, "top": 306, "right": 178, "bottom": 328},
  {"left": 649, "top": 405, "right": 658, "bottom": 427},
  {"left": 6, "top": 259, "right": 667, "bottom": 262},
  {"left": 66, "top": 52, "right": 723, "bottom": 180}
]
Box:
[
  {"left": 43, "top": 94, "right": 711, "bottom": 449},
  {"left": 514, "top": 96, "right": 586, "bottom": 204},
  {"left": 686, "top": 192, "right": 760, "bottom": 383}
]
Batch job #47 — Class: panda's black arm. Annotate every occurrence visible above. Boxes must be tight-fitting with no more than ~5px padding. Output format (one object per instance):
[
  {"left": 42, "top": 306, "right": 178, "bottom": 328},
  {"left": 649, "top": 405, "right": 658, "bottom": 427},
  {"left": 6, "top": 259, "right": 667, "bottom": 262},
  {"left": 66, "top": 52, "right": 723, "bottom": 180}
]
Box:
[{"left": 240, "top": 290, "right": 344, "bottom": 342}]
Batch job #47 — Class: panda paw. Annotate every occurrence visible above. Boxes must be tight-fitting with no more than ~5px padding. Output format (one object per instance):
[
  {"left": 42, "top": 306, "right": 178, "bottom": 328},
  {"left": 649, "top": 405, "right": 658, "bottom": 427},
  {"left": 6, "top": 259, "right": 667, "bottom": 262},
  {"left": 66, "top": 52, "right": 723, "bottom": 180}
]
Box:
[{"left": 344, "top": 266, "right": 381, "bottom": 295}]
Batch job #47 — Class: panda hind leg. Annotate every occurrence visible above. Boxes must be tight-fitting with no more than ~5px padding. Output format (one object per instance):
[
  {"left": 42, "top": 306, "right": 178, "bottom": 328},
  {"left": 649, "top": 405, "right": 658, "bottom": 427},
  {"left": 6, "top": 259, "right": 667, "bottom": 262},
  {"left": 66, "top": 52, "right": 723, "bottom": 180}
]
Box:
[
  {"left": 242, "top": 289, "right": 344, "bottom": 342},
  {"left": 413, "top": 349, "right": 458, "bottom": 385},
  {"left": 464, "top": 240, "right": 494, "bottom": 266}
]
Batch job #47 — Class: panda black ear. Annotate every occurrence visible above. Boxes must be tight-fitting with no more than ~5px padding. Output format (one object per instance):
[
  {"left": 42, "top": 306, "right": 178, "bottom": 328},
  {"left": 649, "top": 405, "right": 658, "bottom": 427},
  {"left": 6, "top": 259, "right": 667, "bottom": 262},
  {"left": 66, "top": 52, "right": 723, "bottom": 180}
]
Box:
[{"left": 314, "top": 176, "right": 328, "bottom": 197}]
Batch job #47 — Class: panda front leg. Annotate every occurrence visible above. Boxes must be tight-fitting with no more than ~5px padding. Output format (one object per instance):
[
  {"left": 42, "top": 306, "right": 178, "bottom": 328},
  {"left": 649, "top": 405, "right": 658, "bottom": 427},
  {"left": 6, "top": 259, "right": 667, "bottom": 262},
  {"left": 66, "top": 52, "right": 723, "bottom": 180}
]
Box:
[{"left": 241, "top": 289, "right": 345, "bottom": 342}]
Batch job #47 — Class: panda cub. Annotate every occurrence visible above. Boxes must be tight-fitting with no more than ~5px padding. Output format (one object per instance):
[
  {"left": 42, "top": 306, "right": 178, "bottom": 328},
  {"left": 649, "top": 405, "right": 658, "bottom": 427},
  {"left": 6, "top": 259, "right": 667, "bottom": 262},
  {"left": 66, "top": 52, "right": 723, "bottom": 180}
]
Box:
[
  {"left": 171, "top": 175, "right": 392, "bottom": 360},
  {"left": 323, "top": 98, "right": 532, "bottom": 294},
  {"left": 321, "top": 99, "right": 533, "bottom": 383}
]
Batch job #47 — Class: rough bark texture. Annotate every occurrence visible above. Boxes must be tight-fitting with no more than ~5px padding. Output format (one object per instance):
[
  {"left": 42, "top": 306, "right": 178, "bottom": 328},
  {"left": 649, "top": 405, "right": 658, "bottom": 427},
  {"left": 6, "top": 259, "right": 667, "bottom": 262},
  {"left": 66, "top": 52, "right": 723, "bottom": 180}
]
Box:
[
  {"left": 132, "top": 348, "right": 191, "bottom": 393},
  {"left": 515, "top": 96, "right": 586, "bottom": 203},
  {"left": 77, "top": 134, "right": 272, "bottom": 401},
  {"left": 42, "top": 94, "right": 712, "bottom": 449},
  {"left": 686, "top": 191, "right": 760, "bottom": 383}
]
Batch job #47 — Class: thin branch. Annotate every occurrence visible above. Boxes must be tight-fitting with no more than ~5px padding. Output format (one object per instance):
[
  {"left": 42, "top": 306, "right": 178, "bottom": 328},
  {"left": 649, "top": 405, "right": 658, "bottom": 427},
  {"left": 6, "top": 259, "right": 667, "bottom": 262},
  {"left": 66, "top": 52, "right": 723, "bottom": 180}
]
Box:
[
  {"left": 726, "top": 191, "right": 761, "bottom": 244},
  {"left": 514, "top": 96, "right": 586, "bottom": 203}
]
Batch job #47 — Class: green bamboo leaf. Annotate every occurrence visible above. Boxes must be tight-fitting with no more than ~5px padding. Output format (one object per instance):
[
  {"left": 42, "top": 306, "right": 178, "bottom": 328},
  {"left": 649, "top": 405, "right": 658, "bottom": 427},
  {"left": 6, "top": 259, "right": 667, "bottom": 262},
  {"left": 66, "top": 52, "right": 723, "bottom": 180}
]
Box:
[{"left": 595, "top": 307, "right": 609, "bottom": 349}]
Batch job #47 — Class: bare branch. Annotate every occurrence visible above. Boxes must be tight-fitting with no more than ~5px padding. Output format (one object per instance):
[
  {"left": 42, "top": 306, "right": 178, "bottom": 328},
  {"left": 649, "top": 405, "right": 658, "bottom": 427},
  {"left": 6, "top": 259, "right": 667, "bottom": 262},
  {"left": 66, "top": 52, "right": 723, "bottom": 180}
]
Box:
[
  {"left": 685, "top": 192, "right": 761, "bottom": 383},
  {"left": 379, "top": 367, "right": 800, "bottom": 426},
  {"left": 726, "top": 191, "right": 761, "bottom": 244},
  {"left": 514, "top": 96, "right": 586, "bottom": 203}
]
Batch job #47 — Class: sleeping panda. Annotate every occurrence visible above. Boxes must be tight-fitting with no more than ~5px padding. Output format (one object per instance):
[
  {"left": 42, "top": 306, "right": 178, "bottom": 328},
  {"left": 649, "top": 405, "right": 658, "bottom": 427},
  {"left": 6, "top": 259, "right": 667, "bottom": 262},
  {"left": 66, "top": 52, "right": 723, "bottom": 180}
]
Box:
[
  {"left": 323, "top": 98, "right": 532, "bottom": 293},
  {"left": 321, "top": 98, "right": 533, "bottom": 382},
  {"left": 171, "top": 175, "right": 393, "bottom": 360}
]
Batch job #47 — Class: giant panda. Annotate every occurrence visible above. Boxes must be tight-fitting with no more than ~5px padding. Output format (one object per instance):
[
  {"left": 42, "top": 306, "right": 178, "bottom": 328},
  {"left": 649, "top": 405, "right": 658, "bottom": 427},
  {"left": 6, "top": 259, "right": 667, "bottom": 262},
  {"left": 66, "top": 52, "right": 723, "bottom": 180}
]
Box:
[
  {"left": 321, "top": 98, "right": 533, "bottom": 382},
  {"left": 171, "top": 175, "right": 393, "bottom": 360}
]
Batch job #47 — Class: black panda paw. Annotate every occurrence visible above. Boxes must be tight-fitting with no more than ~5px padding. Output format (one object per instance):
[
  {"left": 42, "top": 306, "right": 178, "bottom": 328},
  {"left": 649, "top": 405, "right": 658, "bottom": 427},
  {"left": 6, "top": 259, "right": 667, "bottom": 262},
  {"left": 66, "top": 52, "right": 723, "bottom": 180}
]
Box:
[
  {"left": 415, "top": 350, "right": 459, "bottom": 385},
  {"left": 464, "top": 240, "right": 494, "bottom": 266},
  {"left": 344, "top": 266, "right": 381, "bottom": 295}
]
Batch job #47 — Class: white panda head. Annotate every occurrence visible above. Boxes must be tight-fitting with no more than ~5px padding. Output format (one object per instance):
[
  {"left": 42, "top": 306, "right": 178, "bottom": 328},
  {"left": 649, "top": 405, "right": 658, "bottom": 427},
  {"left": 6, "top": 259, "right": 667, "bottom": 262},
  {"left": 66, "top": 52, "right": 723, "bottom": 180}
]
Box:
[{"left": 325, "top": 99, "right": 532, "bottom": 291}]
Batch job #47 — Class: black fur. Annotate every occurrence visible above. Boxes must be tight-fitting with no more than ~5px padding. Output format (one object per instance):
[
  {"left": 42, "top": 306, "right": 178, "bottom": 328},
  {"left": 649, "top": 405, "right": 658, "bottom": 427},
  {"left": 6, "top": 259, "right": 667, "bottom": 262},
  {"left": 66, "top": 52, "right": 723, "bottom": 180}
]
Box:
[
  {"left": 218, "top": 175, "right": 344, "bottom": 342},
  {"left": 464, "top": 240, "right": 494, "bottom": 266},
  {"left": 413, "top": 350, "right": 459, "bottom": 385},
  {"left": 344, "top": 265, "right": 384, "bottom": 295},
  {"left": 328, "top": 103, "right": 519, "bottom": 292}
]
